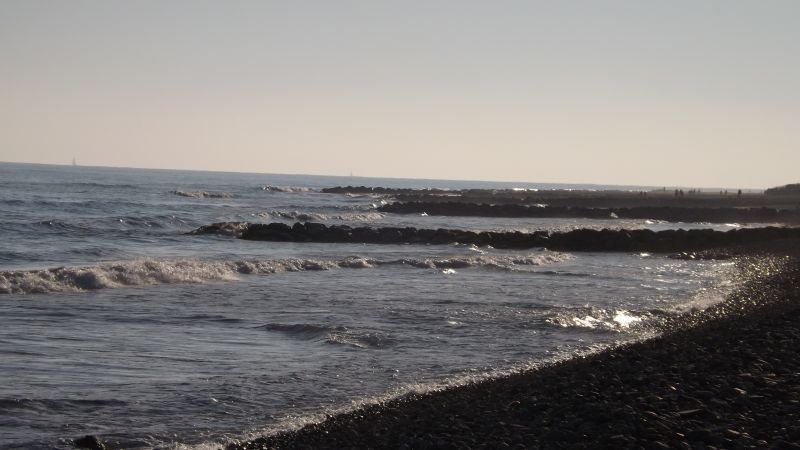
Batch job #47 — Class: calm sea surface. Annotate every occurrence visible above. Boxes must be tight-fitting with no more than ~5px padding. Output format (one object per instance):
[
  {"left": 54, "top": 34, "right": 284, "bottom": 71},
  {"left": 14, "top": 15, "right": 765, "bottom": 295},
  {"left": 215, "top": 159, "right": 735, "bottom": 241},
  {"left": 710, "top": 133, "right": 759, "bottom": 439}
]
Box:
[{"left": 0, "top": 163, "right": 740, "bottom": 449}]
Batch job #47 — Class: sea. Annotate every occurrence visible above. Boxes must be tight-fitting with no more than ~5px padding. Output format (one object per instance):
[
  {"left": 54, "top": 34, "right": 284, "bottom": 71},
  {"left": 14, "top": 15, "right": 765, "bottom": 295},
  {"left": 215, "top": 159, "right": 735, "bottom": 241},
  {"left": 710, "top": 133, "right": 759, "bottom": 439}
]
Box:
[{"left": 0, "top": 162, "right": 746, "bottom": 449}]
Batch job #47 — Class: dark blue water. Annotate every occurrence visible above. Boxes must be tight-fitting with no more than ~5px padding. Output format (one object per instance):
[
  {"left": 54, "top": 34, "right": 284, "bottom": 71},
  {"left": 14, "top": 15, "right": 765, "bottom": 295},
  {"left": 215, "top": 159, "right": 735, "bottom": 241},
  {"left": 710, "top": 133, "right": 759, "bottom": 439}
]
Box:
[{"left": 0, "top": 163, "right": 736, "bottom": 449}]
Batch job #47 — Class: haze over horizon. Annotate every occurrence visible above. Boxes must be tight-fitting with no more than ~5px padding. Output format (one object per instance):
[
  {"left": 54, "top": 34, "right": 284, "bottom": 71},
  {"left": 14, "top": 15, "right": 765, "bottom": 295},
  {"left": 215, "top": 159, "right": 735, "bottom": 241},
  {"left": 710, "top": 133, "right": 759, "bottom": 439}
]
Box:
[
  {"left": 1, "top": 1, "right": 797, "bottom": 189},
  {"left": 0, "top": 159, "right": 777, "bottom": 192}
]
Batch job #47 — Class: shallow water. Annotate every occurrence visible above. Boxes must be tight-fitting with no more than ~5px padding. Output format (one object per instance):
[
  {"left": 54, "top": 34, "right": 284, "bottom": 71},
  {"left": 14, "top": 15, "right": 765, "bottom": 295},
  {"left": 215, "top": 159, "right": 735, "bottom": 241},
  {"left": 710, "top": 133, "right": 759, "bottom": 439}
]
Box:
[{"left": 0, "top": 163, "right": 738, "bottom": 449}]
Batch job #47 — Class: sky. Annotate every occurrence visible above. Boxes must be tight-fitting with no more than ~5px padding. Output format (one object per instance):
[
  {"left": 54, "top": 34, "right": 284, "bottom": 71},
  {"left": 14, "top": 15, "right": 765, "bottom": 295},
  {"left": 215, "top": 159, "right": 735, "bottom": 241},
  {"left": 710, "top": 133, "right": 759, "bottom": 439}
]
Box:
[{"left": 0, "top": 1, "right": 797, "bottom": 189}]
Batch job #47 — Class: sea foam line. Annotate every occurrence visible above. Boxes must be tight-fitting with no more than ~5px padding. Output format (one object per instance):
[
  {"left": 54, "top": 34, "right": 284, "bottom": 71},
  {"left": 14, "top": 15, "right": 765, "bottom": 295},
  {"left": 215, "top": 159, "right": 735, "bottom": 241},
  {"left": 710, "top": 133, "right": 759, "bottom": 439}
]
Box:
[
  {"left": 261, "top": 210, "right": 386, "bottom": 223},
  {"left": 0, "top": 252, "right": 571, "bottom": 295},
  {"left": 261, "top": 185, "right": 317, "bottom": 193}
]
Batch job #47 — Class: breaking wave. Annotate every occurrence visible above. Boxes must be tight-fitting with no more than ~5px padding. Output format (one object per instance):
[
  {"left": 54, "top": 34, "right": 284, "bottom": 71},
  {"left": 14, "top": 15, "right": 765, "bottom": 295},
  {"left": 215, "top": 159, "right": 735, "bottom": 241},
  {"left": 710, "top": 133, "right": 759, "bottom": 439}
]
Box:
[
  {"left": 0, "top": 252, "right": 569, "bottom": 295},
  {"left": 0, "top": 258, "right": 347, "bottom": 295},
  {"left": 388, "top": 252, "right": 571, "bottom": 271},
  {"left": 261, "top": 186, "right": 316, "bottom": 193}
]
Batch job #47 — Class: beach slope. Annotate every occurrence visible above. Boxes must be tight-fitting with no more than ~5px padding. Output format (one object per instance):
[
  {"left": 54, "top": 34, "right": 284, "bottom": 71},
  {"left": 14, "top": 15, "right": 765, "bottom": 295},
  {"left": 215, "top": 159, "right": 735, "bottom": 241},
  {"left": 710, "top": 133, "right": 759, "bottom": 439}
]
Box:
[{"left": 229, "top": 256, "right": 800, "bottom": 449}]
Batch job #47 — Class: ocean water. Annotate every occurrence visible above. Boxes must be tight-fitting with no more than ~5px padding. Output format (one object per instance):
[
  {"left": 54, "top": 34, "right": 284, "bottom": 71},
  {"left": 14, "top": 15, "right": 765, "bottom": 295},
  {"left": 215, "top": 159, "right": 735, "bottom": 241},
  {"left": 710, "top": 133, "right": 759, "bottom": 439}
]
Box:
[{"left": 0, "top": 163, "right": 740, "bottom": 449}]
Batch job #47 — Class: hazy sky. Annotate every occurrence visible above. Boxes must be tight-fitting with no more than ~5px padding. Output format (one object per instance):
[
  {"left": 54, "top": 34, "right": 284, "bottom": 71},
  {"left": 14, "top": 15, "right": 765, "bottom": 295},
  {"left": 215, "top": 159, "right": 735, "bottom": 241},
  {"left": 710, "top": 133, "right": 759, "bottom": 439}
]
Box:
[{"left": 0, "top": 1, "right": 797, "bottom": 188}]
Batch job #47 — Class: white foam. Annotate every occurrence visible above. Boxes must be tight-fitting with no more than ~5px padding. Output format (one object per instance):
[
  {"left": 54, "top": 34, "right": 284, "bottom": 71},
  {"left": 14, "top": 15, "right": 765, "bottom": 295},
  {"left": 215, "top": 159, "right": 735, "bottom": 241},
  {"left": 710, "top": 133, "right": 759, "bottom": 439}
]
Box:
[
  {"left": 394, "top": 251, "right": 572, "bottom": 271},
  {"left": 337, "top": 256, "right": 379, "bottom": 269},
  {"left": 0, "top": 251, "right": 571, "bottom": 295},
  {"left": 569, "top": 315, "right": 600, "bottom": 328},
  {"left": 0, "top": 258, "right": 340, "bottom": 294},
  {"left": 467, "top": 244, "right": 485, "bottom": 254},
  {"left": 261, "top": 185, "right": 315, "bottom": 193},
  {"left": 669, "top": 269, "right": 737, "bottom": 314},
  {"left": 612, "top": 310, "right": 642, "bottom": 327},
  {"left": 263, "top": 210, "right": 386, "bottom": 222},
  {"left": 547, "top": 307, "right": 647, "bottom": 332}
]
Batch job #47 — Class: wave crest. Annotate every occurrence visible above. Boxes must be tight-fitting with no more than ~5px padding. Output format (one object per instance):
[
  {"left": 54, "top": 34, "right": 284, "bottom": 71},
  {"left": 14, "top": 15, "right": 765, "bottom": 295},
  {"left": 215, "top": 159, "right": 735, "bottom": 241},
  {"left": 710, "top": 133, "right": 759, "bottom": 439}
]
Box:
[
  {"left": 392, "top": 252, "right": 571, "bottom": 271},
  {"left": 0, "top": 252, "right": 569, "bottom": 295},
  {"left": 263, "top": 210, "right": 386, "bottom": 222},
  {"left": 0, "top": 258, "right": 341, "bottom": 295},
  {"left": 261, "top": 186, "right": 316, "bottom": 193}
]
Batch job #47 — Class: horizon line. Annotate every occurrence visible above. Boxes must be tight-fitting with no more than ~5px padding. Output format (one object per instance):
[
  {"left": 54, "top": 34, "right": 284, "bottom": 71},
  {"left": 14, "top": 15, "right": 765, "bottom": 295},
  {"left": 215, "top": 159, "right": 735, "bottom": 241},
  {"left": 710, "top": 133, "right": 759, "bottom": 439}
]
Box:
[{"left": 0, "top": 159, "right": 772, "bottom": 192}]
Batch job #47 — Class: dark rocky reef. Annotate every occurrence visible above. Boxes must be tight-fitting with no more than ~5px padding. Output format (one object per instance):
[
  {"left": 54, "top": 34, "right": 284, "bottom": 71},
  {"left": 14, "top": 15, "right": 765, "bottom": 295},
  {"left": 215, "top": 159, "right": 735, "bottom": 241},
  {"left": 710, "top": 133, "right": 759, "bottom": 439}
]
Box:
[
  {"left": 766, "top": 183, "right": 800, "bottom": 196},
  {"left": 227, "top": 256, "right": 800, "bottom": 449},
  {"left": 324, "top": 185, "right": 800, "bottom": 209},
  {"left": 190, "top": 221, "right": 800, "bottom": 253},
  {"left": 72, "top": 435, "right": 107, "bottom": 450},
  {"left": 379, "top": 201, "right": 800, "bottom": 224}
]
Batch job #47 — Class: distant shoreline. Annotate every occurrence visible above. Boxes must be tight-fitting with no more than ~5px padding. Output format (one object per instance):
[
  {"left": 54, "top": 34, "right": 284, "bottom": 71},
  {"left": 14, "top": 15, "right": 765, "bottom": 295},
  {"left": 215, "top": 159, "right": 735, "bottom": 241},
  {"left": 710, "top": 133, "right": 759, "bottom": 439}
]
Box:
[
  {"left": 325, "top": 185, "right": 800, "bottom": 209},
  {"left": 379, "top": 202, "right": 800, "bottom": 224}
]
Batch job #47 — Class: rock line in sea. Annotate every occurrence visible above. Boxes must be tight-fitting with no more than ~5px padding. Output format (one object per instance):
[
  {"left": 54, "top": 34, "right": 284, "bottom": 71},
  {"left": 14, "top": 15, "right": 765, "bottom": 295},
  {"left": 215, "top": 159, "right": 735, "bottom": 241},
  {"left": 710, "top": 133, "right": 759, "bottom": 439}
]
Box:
[
  {"left": 189, "top": 221, "right": 800, "bottom": 253},
  {"left": 377, "top": 201, "right": 800, "bottom": 224}
]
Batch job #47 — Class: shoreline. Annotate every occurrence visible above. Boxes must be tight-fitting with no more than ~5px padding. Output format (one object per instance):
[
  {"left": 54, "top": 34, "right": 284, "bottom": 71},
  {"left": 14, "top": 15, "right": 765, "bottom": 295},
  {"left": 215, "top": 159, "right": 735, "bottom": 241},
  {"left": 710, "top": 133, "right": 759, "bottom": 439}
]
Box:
[{"left": 225, "top": 254, "right": 800, "bottom": 449}]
